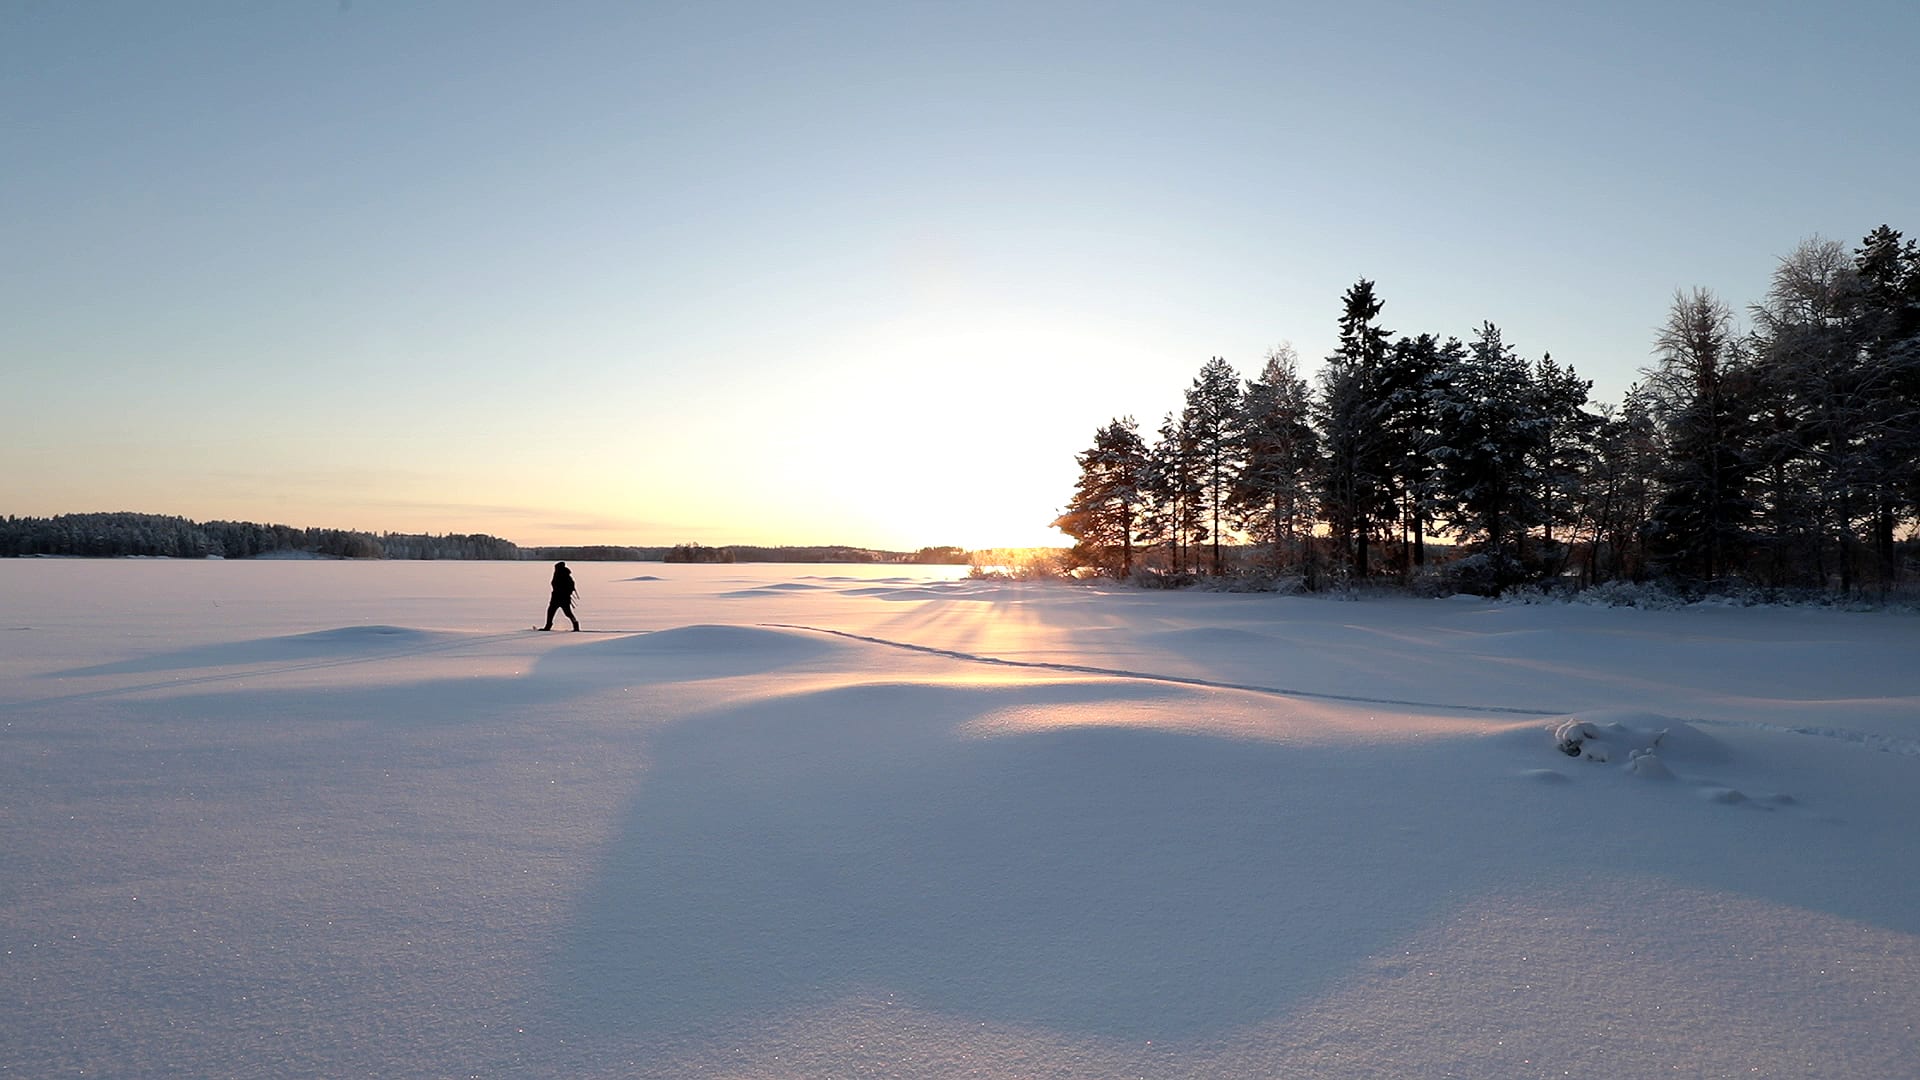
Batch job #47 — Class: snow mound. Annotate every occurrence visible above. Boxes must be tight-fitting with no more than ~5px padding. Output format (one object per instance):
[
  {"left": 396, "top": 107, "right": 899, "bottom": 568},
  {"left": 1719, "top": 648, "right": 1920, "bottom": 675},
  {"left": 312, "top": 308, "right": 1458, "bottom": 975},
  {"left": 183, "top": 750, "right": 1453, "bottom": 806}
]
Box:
[
  {"left": 1548, "top": 718, "right": 1643, "bottom": 765},
  {"left": 720, "top": 582, "right": 828, "bottom": 597},
  {"left": 594, "top": 624, "right": 849, "bottom": 663},
  {"left": 619, "top": 623, "right": 819, "bottom": 647},
  {"left": 1625, "top": 748, "right": 1675, "bottom": 779},
  {"left": 1142, "top": 627, "right": 1274, "bottom": 647},
  {"left": 1551, "top": 713, "right": 1727, "bottom": 765},
  {"left": 49, "top": 625, "right": 463, "bottom": 677},
  {"left": 867, "top": 587, "right": 968, "bottom": 601},
  {"left": 834, "top": 581, "right": 992, "bottom": 601},
  {"left": 1547, "top": 712, "right": 1794, "bottom": 809},
  {"left": 290, "top": 625, "right": 438, "bottom": 644}
]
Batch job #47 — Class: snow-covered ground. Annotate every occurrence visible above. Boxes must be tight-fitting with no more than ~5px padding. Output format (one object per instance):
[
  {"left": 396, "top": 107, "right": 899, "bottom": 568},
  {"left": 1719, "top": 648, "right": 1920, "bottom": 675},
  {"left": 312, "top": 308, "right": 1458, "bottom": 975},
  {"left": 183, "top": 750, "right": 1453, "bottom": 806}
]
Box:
[{"left": 3, "top": 559, "right": 1917, "bottom": 1078}]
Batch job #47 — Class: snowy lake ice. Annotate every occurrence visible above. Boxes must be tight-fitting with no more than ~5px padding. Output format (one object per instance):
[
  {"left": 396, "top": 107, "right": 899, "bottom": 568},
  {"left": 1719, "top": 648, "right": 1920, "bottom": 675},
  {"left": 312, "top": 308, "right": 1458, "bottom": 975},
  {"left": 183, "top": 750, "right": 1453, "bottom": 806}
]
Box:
[{"left": 3, "top": 558, "right": 1918, "bottom": 1077}]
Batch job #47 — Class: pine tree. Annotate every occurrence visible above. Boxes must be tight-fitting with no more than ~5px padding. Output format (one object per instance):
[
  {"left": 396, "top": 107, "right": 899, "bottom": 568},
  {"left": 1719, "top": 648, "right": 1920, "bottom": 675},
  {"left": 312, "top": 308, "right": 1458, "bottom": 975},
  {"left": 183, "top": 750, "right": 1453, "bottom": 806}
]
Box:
[
  {"left": 1232, "top": 344, "right": 1321, "bottom": 574},
  {"left": 1183, "top": 356, "right": 1244, "bottom": 575},
  {"left": 1140, "top": 412, "right": 1205, "bottom": 575},
  {"left": 1053, "top": 417, "right": 1151, "bottom": 577}
]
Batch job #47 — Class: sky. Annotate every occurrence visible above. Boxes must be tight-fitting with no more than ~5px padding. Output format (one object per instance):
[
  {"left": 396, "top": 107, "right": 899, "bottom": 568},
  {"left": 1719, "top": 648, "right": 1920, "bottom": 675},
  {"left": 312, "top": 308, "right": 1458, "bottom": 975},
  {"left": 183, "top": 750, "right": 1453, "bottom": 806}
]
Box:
[{"left": 5, "top": 0, "right": 1918, "bottom": 551}]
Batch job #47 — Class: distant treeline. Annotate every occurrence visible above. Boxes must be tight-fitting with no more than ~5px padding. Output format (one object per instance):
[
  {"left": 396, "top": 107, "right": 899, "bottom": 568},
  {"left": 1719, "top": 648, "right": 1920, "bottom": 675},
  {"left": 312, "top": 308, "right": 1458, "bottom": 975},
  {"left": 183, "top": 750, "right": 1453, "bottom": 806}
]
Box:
[
  {"left": 528, "top": 545, "right": 660, "bottom": 562},
  {"left": 1, "top": 513, "right": 973, "bottom": 565},
  {"left": 659, "top": 542, "right": 967, "bottom": 564},
  {"left": 0, "top": 513, "right": 522, "bottom": 560}
]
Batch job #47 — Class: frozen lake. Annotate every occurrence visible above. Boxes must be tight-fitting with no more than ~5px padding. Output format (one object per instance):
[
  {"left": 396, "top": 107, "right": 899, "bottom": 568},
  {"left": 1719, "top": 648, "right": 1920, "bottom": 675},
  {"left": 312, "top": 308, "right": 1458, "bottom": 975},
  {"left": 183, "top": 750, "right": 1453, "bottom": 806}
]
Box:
[{"left": 4, "top": 559, "right": 1918, "bottom": 1077}]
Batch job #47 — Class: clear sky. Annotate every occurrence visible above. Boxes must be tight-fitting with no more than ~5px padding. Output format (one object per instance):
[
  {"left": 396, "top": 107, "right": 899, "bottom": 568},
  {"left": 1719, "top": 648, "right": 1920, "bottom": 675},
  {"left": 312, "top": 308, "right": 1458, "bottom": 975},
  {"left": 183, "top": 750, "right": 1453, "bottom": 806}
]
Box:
[{"left": 5, "top": 1, "right": 1917, "bottom": 551}]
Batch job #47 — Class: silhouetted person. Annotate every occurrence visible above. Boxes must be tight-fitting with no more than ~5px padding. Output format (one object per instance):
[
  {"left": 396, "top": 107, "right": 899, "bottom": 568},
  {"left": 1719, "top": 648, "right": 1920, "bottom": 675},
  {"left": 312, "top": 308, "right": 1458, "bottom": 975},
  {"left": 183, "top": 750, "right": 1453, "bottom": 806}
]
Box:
[{"left": 541, "top": 561, "right": 580, "bottom": 631}]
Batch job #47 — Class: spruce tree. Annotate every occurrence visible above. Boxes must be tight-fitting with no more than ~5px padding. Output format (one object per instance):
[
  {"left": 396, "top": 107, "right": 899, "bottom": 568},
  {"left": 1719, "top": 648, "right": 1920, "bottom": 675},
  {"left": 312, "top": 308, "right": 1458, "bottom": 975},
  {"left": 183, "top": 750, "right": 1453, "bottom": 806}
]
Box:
[
  {"left": 1529, "top": 351, "right": 1598, "bottom": 567},
  {"left": 1644, "top": 288, "right": 1756, "bottom": 585},
  {"left": 1748, "top": 237, "right": 1862, "bottom": 587},
  {"left": 1317, "top": 279, "right": 1396, "bottom": 579},
  {"left": 1377, "top": 333, "right": 1447, "bottom": 571},
  {"left": 1575, "top": 389, "right": 1660, "bottom": 584},
  {"left": 1850, "top": 226, "right": 1920, "bottom": 587},
  {"left": 1430, "top": 321, "right": 1546, "bottom": 591}
]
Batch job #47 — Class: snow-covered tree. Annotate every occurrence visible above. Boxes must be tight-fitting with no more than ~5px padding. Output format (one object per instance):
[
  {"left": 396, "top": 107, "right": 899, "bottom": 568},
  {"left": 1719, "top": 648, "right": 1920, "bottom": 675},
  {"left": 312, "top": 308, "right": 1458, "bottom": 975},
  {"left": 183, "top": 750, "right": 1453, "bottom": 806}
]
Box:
[
  {"left": 1377, "top": 332, "right": 1449, "bottom": 571},
  {"left": 1572, "top": 388, "right": 1660, "bottom": 584},
  {"left": 1643, "top": 287, "right": 1756, "bottom": 584},
  {"left": 1848, "top": 226, "right": 1920, "bottom": 586},
  {"left": 1747, "top": 237, "right": 1862, "bottom": 587},
  {"left": 1528, "top": 351, "right": 1598, "bottom": 563},
  {"left": 1317, "top": 279, "right": 1397, "bottom": 578},
  {"left": 1430, "top": 321, "right": 1546, "bottom": 589}
]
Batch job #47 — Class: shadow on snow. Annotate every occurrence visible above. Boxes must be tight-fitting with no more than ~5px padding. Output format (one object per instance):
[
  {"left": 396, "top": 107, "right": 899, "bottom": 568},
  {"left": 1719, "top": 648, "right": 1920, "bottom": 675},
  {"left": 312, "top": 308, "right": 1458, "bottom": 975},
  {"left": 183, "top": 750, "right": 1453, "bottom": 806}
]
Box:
[{"left": 552, "top": 681, "right": 1519, "bottom": 1042}]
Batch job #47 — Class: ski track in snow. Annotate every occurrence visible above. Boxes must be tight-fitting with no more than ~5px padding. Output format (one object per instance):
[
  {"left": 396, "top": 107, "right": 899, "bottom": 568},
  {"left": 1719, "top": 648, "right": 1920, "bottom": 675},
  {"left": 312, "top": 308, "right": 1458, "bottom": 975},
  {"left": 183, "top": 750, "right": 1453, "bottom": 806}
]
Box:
[
  {"left": 1688, "top": 716, "right": 1920, "bottom": 756},
  {"left": 764, "top": 622, "right": 1920, "bottom": 756},
  {"left": 761, "top": 622, "right": 1565, "bottom": 717}
]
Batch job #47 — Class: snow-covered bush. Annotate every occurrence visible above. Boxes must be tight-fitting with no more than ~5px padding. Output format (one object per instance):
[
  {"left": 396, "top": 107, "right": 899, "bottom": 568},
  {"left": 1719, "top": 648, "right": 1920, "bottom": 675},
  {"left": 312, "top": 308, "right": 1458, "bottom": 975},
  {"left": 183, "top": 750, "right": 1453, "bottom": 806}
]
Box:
[
  {"left": 1190, "top": 569, "right": 1311, "bottom": 594},
  {"left": 1552, "top": 578, "right": 1920, "bottom": 613},
  {"left": 966, "top": 549, "right": 1071, "bottom": 581},
  {"left": 1433, "top": 552, "right": 1528, "bottom": 597},
  {"left": 1128, "top": 566, "right": 1196, "bottom": 589},
  {"left": 1564, "top": 579, "right": 1692, "bottom": 609},
  {"left": 1553, "top": 717, "right": 1683, "bottom": 765}
]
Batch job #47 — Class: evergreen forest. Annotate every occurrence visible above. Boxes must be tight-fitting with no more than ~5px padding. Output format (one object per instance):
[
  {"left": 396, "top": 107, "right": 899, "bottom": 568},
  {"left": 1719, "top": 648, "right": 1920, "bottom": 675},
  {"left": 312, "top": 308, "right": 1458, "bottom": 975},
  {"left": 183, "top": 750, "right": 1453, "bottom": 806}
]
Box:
[{"left": 1054, "top": 227, "right": 1920, "bottom": 597}]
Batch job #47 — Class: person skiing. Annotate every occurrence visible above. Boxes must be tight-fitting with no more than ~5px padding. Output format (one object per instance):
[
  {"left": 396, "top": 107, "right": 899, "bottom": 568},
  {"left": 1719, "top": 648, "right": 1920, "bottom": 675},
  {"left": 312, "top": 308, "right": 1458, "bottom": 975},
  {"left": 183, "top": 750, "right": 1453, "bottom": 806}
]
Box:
[{"left": 540, "top": 561, "right": 580, "bottom": 631}]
